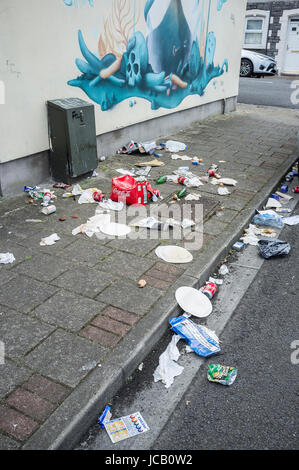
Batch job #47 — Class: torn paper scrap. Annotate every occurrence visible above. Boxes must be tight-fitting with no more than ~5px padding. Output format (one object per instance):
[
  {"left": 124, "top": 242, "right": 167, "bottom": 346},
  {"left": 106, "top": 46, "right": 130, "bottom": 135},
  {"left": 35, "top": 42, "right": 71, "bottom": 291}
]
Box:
[{"left": 0, "top": 253, "right": 15, "bottom": 264}]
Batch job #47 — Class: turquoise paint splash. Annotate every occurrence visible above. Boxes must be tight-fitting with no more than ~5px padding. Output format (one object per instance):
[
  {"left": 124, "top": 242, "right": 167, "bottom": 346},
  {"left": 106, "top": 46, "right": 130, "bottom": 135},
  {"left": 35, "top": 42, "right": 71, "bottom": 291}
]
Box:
[
  {"left": 63, "top": 0, "right": 94, "bottom": 7},
  {"left": 217, "top": 0, "right": 227, "bottom": 11},
  {"left": 68, "top": 0, "right": 228, "bottom": 111}
]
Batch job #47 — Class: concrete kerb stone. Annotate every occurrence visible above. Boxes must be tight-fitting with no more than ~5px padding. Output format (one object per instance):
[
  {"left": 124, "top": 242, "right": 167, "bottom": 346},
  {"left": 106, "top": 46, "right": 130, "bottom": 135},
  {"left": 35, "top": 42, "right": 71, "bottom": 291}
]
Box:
[{"left": 22, "top": 151, "right": 298, "bottom": 450}]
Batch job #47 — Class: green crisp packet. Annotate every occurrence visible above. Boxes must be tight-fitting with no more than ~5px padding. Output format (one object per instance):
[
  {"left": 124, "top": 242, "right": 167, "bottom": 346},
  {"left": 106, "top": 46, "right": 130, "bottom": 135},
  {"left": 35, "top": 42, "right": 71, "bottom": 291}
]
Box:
[{"left": 207, "top": 364, "right": 237, "bottom": 386}]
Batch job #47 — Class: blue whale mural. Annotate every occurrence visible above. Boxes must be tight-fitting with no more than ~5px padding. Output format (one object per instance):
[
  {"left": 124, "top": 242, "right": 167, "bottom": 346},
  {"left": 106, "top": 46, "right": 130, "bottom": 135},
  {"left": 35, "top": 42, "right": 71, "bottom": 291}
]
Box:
[{"left": 68, "top": 0, "right": 228, "bottom": 110}]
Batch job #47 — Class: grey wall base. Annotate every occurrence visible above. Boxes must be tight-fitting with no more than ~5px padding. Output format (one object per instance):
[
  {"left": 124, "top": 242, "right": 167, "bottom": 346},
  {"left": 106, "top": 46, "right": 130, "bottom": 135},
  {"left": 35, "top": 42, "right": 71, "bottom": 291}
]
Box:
[
  {"left": 0, "top": 96, "right": 237, "bottom": 197},
  {"left": 96, "top": 96, "right": 237, "bottom": 158}
]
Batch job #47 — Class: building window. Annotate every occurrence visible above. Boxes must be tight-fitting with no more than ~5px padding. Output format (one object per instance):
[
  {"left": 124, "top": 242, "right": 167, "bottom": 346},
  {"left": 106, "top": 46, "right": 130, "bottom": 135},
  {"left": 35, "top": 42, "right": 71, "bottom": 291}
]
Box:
[{"left": 243, "top": 10, "right": 270, "bottom": 49}]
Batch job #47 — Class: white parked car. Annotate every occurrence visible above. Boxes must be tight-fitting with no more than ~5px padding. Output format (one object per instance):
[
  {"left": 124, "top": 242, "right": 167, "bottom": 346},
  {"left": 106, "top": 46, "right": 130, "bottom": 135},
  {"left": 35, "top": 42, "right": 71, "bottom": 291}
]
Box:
[{"left": 240, "top": 49, "right": 278, "bottom": 77}]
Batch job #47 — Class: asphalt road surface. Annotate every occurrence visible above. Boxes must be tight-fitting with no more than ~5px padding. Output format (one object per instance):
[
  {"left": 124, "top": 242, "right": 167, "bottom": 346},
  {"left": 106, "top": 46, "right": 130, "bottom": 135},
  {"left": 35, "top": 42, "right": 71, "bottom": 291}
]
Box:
[
  {"left": 77, "top": 200, "right": 298, "bottom": 452},
  {"left": 238, "top": 76, "right": 299, "bottom": 109},
  {"left": 153, "top": 204, "right": 299, "bottom": 451}
]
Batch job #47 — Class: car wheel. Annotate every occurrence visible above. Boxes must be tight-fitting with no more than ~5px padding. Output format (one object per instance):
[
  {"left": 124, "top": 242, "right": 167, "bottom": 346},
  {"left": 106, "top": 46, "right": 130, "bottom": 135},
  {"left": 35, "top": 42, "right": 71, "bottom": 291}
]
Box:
[{"left": 240, "top": 59, "right": 253, "bottom": 77}]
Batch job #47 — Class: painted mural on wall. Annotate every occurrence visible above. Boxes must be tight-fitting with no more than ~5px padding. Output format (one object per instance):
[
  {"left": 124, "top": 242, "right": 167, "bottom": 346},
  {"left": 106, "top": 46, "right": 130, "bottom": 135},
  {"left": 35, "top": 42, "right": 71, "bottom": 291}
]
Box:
[
  {"left": 68, "top": 0, "right": 229, "bottom": 110},
  {"left": 63, "top": 0, "right": 94, "bottom": 7}
]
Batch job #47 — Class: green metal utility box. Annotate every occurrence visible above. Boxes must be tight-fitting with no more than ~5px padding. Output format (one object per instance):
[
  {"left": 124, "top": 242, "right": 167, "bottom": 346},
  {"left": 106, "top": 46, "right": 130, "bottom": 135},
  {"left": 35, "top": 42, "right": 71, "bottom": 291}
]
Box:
[{"left": 47, "top": 98, "right": 98, "bottom": 183}]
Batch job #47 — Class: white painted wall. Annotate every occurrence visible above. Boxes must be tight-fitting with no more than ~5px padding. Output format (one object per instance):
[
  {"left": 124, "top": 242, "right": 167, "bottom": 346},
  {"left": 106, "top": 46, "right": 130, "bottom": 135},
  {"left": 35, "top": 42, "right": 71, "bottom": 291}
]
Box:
[{"left": 0, "top": 0, "right": 246, "bottom": 164}]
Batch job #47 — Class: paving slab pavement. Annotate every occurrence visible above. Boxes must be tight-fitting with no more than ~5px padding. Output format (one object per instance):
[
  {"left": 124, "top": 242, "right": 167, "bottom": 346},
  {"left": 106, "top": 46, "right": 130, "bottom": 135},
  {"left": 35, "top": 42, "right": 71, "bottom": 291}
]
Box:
[{"left": 0, "top": 103, "right": 298, "bottom": 449}]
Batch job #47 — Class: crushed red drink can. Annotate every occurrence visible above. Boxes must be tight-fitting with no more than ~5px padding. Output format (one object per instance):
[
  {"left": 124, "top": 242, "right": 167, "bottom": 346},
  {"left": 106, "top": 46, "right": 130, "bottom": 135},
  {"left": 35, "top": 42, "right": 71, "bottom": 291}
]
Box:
[
  {"left": 207, "top": 169, "right": 217, "bottom": 177},
  {"left": 203, "top": 282, "right": 218, "bottom": 299},
  {"left": 178, "top": 176, "right": 187, "bottom": 185},
  {"left": 294, "top": 186, "right": 299, "bottom": 193},
  {"left": 93, "top": 191, "right": 104, "bottom": 202}
]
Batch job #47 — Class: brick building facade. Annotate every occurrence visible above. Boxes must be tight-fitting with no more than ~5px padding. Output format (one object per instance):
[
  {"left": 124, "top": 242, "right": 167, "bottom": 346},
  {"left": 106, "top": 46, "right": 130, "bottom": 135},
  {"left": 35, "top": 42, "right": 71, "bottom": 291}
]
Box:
[{"left": 245, "top": 1, "right": 299, "bottom": 74}]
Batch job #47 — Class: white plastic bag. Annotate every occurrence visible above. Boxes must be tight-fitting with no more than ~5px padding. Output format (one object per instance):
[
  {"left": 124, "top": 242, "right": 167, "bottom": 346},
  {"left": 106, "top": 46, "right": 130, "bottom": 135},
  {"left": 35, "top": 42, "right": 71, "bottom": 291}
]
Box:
[{"left": 153, "top": 335, "right": 184, "bottom": 388}]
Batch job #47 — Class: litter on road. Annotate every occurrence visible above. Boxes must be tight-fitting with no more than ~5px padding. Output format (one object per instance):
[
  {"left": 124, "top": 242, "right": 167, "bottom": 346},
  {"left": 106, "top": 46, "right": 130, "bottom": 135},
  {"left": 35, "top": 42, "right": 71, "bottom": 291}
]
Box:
[
  {"left": 175, "top": 286, "right": 212, "bottom": 318},
  {"left": 0, "top": 253, "right": 15, "bottom": 264},
  {"left": 104, "top": 412, "right": 150, "bottom": 444},
  {"left": 40, "top": 233, "right": 60, "bottom": 246},
  {"left": 258, "top": 238, "right": 291, "bottom": 259},
  {"left": 169, "top": 315, "right": 221, "bottom": 357},
  {"left": 207, "top": 364, "right": 238, "bottom": 386},
  {"left": 282, "top": 215, "right": 299, "bottom": 226},
  {"left": 153, "top": 335, "right": 184, "bottom": 389}
]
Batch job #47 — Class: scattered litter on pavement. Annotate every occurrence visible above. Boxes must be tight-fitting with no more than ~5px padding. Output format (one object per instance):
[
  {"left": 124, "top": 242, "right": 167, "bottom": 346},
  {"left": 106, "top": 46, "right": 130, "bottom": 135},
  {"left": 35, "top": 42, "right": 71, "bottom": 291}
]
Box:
[
  {"left": 219, "top": 264, "right": 229, "bottom": 276},
  {"left": 134, "top": 166, "right": 152, "bottom": 177},
  {"left": 135, "top": 159, "right": 164, "bottom": 167},
  {"left": 171, "top": 154, "right": 192, "bottom": 161},
  {"left": 72, "top": 213, "right": 111, "bottom": 237},
  {"left": 98, "top": 199, "right": 124, "bottom": 211},
  {"left": 181, "top": 218, "right": 195, "bottom": 229},
  {"left": 185, "top": 193, "right": 201, "bottom": 201},
  {"left": 0, "top": 253, "right": 15, "bottom": 264},
  {"left": 138, "top": 363, "right": 144, "bottom": 371},
  {"left": 165, "top": 140, "right": 187, "bottom": 152},
  {"left": 217, "top": 178, "right": 237, "bottom": 186},
  {"left": 78, "top": 189, "right": 100, "bottom": 204},
  {"left": 275, "top": 191, "right": 293, "bottom": 200},
  {"left": 25, "top": 219, "right": 43, "bottom": 223},
  {"left": 53, "top": 183, "right": 72, "bottom": 190},
  {"left": 98, "top": 406, "right": 112, "bottom": 429},
  {"left": 155, "top": 245, "right": 193, "bottom": 264},
  {"left": 100, "top": 222, "right": 131, "bottom": 237},
  {"left": 92, "top": 170, "right": 99, "bottom": 177},
  {"left": 175, "top": 286, "right": 212, "bottom": 318},
  {"left": 293, "top": 186, "right": 299, "bottom": 194},
  {"left": 276, "top": 207, "right": 291, "bottom": 214},
  {"left": 258, "top": 238, "right": 291, "bottom": 259},
  {"left": 153, "top": 335, "right": 184, "bottom": 388},
  {"left": 252, "top": 210, "right": 284, "bottom": 229},
  {"left": 41, "top": 190, "right": 54, "bottom": 207},
  {"left": 41, "top": 205, "right": 56, "bottom": 215},
  {"left": 169, "top": 315, "right": 221, "bottom": 357},
  {"left": 130, "top": 217, "right": 168, "bottom": 231},
  {"left": 280, "top": 184, "right": 288, "bottom": 193},
  {"left": 241, "top": 224, "right": 277, "bottom": 246},
  {"left": 232, "top": 241, "right": 244, "bottom": 251},
  {"left": 282, "top": 215, "right": 299, "bottom": 226},
  {"left": 265, "top": 197, "right": 281, "bottom": 209},
  {"left": 111, "top": 175, "right": 160, "bottom": 205},
  {"left": 218, "top": 187, "right": 230, "bottom": 196},
  {"left": 116, "top": 168, "right": 135, "bottom": 176},
  {"left": 104, "top": 412, "right": 150, "bottom": 443},
  {"left": 209, "top": 276, "right": 223, "bottom": 285},
  {"left": 138, "top": 280, "right": 147, "bottom": 288},
  {"left": 207, "top": 364, "right": 237, "bottom": 386},
  {"left": 201, "top": 281, "right": 218, "bottom": 300},
  {"left": 40, "top": 233, "right": 60, "bottom": 246}
]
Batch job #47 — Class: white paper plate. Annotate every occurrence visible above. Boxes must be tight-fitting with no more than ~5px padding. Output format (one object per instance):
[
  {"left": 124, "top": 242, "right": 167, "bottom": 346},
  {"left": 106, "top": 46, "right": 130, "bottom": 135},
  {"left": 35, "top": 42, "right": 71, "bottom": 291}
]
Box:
[
  {"left": 175, "top": 286, "right": 212, "bottom": 317},
  {"left": 100, "top": 222, "right": 131, "bottom": 236},
  {"left": 155, "top": 245, "right": 193, "bottom": 263}
]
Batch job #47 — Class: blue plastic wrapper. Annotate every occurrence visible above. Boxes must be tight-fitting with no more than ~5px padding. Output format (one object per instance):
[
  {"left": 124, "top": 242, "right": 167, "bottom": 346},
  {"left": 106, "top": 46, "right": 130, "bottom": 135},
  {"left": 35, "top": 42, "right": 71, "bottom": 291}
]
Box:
[
  {"left": 252, "top": 212, "right": 284, "bottom": 229},
  {"left": 169, "top": 315, "right": 221, "bottom": 357},
  {"left": 98, "top": 405, "right": 112, "bottom": 429}
]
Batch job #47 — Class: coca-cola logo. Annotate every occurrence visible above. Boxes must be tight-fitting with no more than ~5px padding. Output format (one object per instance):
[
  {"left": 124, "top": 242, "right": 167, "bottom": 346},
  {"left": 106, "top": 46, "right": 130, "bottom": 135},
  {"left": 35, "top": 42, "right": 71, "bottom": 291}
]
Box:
[{"left": 112, "top": 188, "right": 131, "bottom": 197}]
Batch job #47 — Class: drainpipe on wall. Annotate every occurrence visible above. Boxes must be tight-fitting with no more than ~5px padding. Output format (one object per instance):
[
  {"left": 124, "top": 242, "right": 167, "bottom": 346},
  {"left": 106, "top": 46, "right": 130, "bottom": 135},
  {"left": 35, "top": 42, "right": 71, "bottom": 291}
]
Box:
[{"left": 265, "top": 1, "right": 273, "bottom": 57}]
